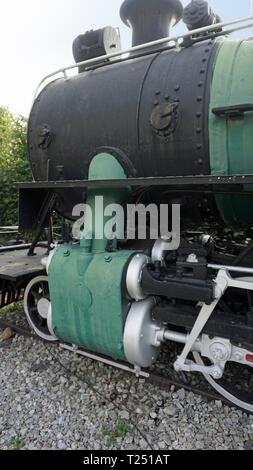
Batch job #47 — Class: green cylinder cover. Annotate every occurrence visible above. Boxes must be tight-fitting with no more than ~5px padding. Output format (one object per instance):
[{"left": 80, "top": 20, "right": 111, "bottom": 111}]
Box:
[
  {"left": 49, "top": 246, "right": 133, "bottom": 360},
  {"left": 209, "top": 39, "right": 253, "bottom": 226}
]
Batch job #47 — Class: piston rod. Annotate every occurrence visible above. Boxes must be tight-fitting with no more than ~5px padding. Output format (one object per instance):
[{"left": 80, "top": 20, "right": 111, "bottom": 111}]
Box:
[{"left": 163, "top": 329, "right": 201, "bottom": 352}]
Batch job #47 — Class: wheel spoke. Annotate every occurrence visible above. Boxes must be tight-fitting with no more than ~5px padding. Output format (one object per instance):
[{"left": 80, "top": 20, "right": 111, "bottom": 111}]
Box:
[
  {"left": 30, "top": 290, "right": 41, "bottom": 302},
  {"left": 24, "top": 276, "right": 57, "bottom": 343}
]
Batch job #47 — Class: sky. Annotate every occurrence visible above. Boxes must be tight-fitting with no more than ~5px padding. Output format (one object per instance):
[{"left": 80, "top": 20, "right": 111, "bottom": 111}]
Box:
[{"left": 0, "top": 0, "right": 252, "bottom": 116}]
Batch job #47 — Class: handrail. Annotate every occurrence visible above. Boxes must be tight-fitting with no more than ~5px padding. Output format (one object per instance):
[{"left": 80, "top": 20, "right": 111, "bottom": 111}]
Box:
[{"left": 33, "top": 15, "right": 253, "bottom": 103}]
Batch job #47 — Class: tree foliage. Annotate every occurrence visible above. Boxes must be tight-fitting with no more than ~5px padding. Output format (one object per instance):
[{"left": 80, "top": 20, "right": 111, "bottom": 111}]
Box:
[{"left": 0, "top": 107, "right": 31, "bottom": 225}]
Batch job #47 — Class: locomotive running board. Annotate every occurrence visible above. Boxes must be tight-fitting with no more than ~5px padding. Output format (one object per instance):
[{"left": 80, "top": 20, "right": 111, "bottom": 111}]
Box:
[
  {"left": 17, "top": 174, "right": 253, "bottom": 191},
  {"left": 59, "top": 343, "right": 150, "bottom": 379}
]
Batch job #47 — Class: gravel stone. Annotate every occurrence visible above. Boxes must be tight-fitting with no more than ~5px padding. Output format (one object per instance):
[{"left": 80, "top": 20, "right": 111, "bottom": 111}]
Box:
[
  {"left": 177, "top": 388, "right": 186, "bottom": 401},
  {"left": 0, "top": 314, "right": 252, "bottom": 450},
  {"left": 215, "top": 400, "right": 223, "bottom": 409},
  {"left": 118, "top": 410, "right": 130, "bottom": 421},
  {"left": 244, "top": 440, "right": 253, "bottom": 450},
  {"left": 158, "top": 441, "right": 166, "bottom": 449},
  {"left": 164, "top": 406, "right": 177, "bottom": 417}
]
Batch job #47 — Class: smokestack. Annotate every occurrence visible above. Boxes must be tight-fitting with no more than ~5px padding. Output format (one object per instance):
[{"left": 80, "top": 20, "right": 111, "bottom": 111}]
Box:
[{"left": 120, "top": 0, "right": 183, "bottom": 47}]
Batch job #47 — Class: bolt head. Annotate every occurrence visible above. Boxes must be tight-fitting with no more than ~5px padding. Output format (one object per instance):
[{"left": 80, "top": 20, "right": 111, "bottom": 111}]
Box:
[
  {"left": 210, "top": 342, "right": 229, "bottom": 362},
  {"left": 187, "top": 253, "right": 198, "bottom": 263},
  {"left": 212, "top": 370, "right": 222, "bottom": 380},
  {"left": 174, "top": 360, "right": 180, "bottom": 371},
  {"left": 234, "top": 351, "right": 243, "bottom": 362}
]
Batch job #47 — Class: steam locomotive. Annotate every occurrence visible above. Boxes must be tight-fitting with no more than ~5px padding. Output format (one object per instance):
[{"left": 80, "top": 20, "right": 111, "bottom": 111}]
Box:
[{"left": 1, "top": 0, "right": 253, "bottom": 412}]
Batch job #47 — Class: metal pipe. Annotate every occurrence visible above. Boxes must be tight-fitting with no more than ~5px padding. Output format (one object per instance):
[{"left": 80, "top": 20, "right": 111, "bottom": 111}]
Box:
[
  {"left": 208, "top": 264, "right": 253, "bottom": 274},
  {"left": 33, "top": 15, "right": 253, "bottom": 102},
  {"left": 163, "top": 329, "right": 201, "bottom": 352},
  {"left": 0, "top": 244, "right": 31, "bottom": 253},
  {"left": 0, "top": 243, "right": 48, "bottom": 253}
]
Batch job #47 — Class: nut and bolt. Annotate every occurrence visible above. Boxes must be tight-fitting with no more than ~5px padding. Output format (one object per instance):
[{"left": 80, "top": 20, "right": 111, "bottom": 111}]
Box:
[
  {"left": 210, "top": 342, "right": 228, "bottom": 362},
  {"left": 233, "top": 351, "right": 244, "bottom": 362},
  {"left": 187, "top": 253, "right": 199, "bottom": 263}
]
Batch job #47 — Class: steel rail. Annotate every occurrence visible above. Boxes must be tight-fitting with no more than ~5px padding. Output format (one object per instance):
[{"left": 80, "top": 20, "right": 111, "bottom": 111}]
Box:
[{"left": 0, "top": 318, "right": 35, "bottom": 338}]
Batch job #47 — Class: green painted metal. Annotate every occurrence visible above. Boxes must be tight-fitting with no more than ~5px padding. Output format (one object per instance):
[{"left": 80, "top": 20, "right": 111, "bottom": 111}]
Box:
[
  {"left": 209, "top": 39, "right": 253, "bottom": 226},
  {"left": 48, "top": 153, "right": 135, "bottom": 359},
  {"left": 49, "top": 246, "right": 132, "bottom": 359},
  {"left": 82, "top": 153, "right": 131, "bottom": 253}
]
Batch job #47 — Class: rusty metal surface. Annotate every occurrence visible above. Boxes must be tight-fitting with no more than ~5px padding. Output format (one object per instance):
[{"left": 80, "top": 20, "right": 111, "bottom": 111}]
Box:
[
  {"left": 0, "top": 318, "right": 34, "bottom": 338},
  {"left": 0, "top": 247, "right": 47, "bottom": 281}
]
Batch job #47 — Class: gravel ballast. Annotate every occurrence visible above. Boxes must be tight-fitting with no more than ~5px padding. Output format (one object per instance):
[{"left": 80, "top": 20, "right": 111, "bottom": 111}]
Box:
[{"left": 0, "top": 321, "right": 253, "bottom": 451}]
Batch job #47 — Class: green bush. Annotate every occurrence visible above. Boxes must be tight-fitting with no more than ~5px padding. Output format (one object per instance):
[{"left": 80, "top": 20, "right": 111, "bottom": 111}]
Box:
[{"left": 0, "top": 107, "right": 31, "bottom": 225}]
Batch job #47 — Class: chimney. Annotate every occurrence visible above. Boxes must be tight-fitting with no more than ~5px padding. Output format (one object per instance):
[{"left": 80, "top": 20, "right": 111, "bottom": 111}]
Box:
[{"left": 120, "top": 0, "right": 183, "bottom": 47}]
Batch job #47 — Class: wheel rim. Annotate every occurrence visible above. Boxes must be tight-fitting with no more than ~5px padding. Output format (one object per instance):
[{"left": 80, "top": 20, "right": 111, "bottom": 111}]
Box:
[
  {"left": 193, "top": 351, "right": 253, "bottom": 413},
  {"left": 24, "top": 276, "right": 57, "bottom": 342}
]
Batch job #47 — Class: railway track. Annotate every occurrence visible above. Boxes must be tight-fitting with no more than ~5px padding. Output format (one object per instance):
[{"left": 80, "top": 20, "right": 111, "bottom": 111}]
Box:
[{"left": 0, "top": 315, "right": 234, "bottom": 410}]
